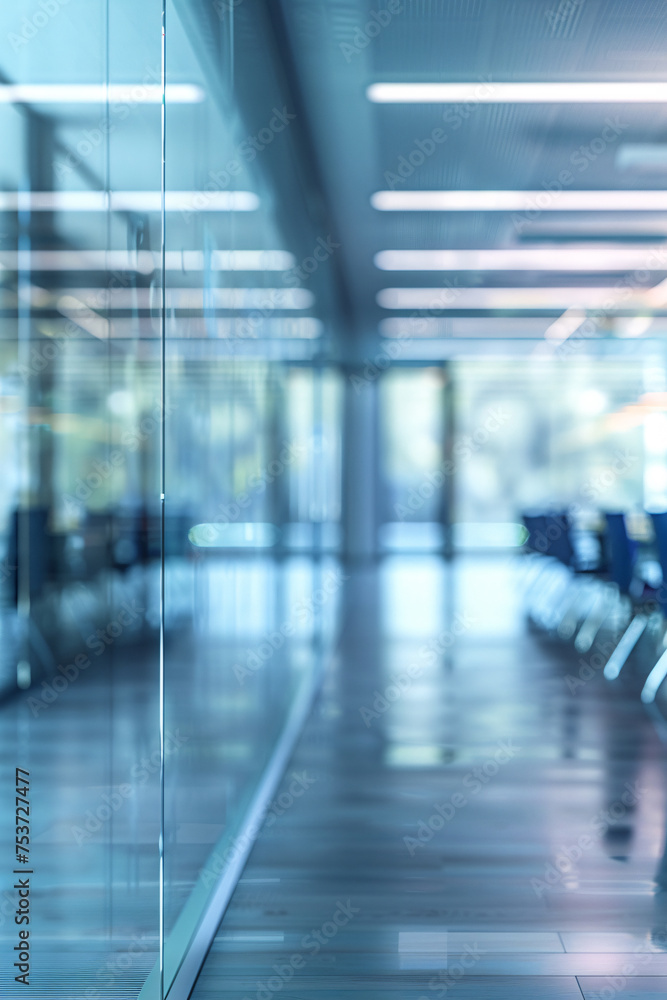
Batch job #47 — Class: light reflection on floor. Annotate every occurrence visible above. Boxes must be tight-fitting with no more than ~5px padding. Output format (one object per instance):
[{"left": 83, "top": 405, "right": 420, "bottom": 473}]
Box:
[
  {"left": 0, "top": 554, "right": 339, "bottom": 998},
  {"left": 193, "top": 554, "right": 667, "bottom": 1000}
]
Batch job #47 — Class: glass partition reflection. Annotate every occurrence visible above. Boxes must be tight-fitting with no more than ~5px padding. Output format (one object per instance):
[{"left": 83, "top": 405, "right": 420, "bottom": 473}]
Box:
[
  {"left": 0, "top": 0, "right": 164, "bottom": 994},
  {"left": 454, "top": 358, "right": 647, "bottom": 525},
  {"left": 0, "top": 2, "right": 342, "bottom": 996},
  {"left": 158, "top": 4, "right": 341, "bottom": 991},
  {"left": 378, "top": 366, "right": 449, "bottom": 551}
]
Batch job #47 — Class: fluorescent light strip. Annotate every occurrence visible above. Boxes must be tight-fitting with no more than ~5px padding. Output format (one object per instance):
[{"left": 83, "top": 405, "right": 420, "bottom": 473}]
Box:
[
  {"left": 207, "top": 250, "right": 295, "bottom": 270},
  {"left": 375, "top": 247, "right": 667, "bottom": 271},
  {"left": 371, "top": 191, "right": 667, "bottom": 212},
  {"left": 217, "top": 317, "right": 322, "bottom": 338},
  {"left": 367, "top": 82, "right": 667, "bottom": 103},
  {"left": 519, "top": 219, "right": 667, "bottom": 238},
  {"left": 55, "top": 287, "right": 314, "bottom": 310},
  {"left": 379, "top": 317, "right": 575, "bottom": 338},
  {"left": 0, "top": 250, "right": 294, "bottom": 272},
  {"left": 377, "top": 286, "right": 667, "bottom": 310},
  {"left": 0, "top": 84, "right": 204, "bottom": 104},
  {"left": 0, "top": 191, "right": 259, "bottom": 212},
  {"left": 58, "top": 316, "right": 322, "bottom": 339}
]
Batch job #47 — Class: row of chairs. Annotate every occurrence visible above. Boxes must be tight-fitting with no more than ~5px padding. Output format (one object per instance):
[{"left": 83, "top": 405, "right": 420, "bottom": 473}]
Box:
[{"left": 522, "top": 510, "right": 667, "bottom": 703}]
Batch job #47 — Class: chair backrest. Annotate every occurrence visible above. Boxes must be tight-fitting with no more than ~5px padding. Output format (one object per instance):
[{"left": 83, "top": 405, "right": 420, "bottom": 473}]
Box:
[
  {"left": 605, "top": 512, "right": 636, "bottom": 593},
  {"left": 522, "top": 511, "right": 574, "bottom": 565},
  {"left": 544, "top": 512, "right": 575, "bottom": 567},
  {"left": 6, "top": 507, "right": 50, "bottom": 606},
  {"left": 522, "top": 514, "right": 543, "bottom": 553},
  {"left": 650, "top": 512, "right": 667, "bottom": 605}
]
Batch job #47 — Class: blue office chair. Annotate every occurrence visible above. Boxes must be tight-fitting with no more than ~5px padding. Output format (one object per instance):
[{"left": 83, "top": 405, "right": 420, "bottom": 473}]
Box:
[
  {"left": 522, "top": 510, "right": 598, "bottom": 633},
  {"left": 522, "top": 511, "right": 579, "bottom": 564},
  {"left": 639, "top": 513, "right": 667, "bottom": 703},
  {"left": 649, "top": 512, "right": 667, "bottom": 611},
  {"left": 603, "top": 512, "right": 656, "bottom": 681},
  {"left": 605, "top": 512, "right": 638, "bottom": 595},
  {"left": 522, "top": 513, "right": 545, "bottom": 555}
]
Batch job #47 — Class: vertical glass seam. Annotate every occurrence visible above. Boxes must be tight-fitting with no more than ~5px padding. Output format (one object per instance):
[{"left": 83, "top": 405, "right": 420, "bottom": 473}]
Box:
[{"left": 159, "top": 4, "right": 167, "bottom": 999}]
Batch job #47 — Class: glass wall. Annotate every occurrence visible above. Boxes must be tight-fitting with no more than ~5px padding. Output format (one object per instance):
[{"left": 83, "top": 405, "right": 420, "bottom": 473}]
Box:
[
  {"left": 0, "top": 2, "right": 342, "bottom": 997},
  {"left": 454, "top": 358, "right": 650, "bottom": 533},
  {"left": 377, "top": 357, "right": 657, "bottom": 553},
  {"left": 0, "top": 3, "right": 164, "bottom": 996},
  {"left": 378, "top": 365, "right": 450, "bottom": 551}
]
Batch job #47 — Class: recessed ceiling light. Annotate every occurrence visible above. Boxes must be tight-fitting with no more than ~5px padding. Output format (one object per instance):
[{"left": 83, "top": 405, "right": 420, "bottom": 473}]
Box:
[
  {"left": 374, "top": 247, "right": 667, "bottom": 271},
  {"left": 379, "top": 317, "right": 559, "bottom": 338},
  {"left": 58, "top": 287, "right": 314, "bottom": 310},
  {"left": 371, "top": 191, "right": 667, "bottom": 212},
  {"left": 0, "top": 84, "right": 204, "bottom": 103},
  {"left": 0, "top": 249, "right": 294, "bottom": 272},
  {"left": 0, "top": 191, "right": 259, "bottom": 212},
  {"left": 377, "top": 286, "right": 667, "bottom": 310},
  {"left": 367, "top": 82, "right": 667, "bottom": 103}
]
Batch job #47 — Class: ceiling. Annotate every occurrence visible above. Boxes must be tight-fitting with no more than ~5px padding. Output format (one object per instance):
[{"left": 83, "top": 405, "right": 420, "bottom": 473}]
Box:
[
  {"left": 269, "top": 0, "right": 667, "bottom": 353},
  {"left": 3, "top": 0, "right": 667, "bottom": 360}
]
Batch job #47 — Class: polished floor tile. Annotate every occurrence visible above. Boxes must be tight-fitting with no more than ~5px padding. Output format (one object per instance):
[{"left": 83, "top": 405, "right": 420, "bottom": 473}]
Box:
[
  {"left": 0, "top": 556, "right": 339, "bottom": 998},
  {"left": 192, "top": 979, "right": 585, "bottom": 999},
  {"left": 579, "top": 978, "right": 667, "bottom": 999},
  {"left": 193, "top": 556, "right": 667, "bottom": 997}
]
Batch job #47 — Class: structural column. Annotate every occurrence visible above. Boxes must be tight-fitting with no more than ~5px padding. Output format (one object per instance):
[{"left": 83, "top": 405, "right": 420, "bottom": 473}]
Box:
[{"left": 342, "top": 366, "right": 378, "bottom": 561}]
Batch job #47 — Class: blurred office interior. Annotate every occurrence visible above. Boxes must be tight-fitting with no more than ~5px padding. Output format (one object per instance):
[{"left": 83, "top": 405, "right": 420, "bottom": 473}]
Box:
[{"left": 4, "top": 1, "right": 667, "bottom": 998}]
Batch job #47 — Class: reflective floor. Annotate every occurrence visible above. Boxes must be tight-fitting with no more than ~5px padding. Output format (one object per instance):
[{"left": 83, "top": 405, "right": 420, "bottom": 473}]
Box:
[
  {"left": 193, "top": 554, "right": 667, "bottom": 1000},
  {"left": 0, "top": 554, "right": 340, "bottom": 998}
]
